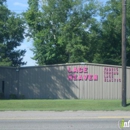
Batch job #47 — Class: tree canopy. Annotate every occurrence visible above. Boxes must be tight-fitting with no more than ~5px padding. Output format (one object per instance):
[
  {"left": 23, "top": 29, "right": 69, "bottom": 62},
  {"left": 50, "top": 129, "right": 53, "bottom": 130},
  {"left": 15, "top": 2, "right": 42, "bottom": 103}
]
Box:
[
  {"left": 1, "top": 0, "right": 130, "bottom": 66},
  {"left": 0, "top": 0, "right": 26, "bottom": 66},
  {"left": 97, "top": 0, "right": 130, "bottom": 65},
  {"left": 25, "top": 0, "right": 100, "bottom": 65}
]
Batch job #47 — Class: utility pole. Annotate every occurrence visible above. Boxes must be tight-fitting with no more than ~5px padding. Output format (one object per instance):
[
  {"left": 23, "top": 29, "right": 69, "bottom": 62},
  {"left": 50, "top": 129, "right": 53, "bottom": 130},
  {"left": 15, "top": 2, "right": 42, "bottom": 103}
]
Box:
[{"left": 122, "top": 0, "right": 127, "bottom": 107}]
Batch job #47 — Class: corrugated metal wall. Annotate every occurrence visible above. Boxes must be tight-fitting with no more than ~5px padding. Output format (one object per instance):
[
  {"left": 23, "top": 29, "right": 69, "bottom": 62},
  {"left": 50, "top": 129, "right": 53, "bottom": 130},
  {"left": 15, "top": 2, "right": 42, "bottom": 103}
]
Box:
[
  {"left": 0, "top": 63, "right": 130, "bottom": 99},
  {"left": 0, "top": 67, "right": 18, "bottom": 98}
]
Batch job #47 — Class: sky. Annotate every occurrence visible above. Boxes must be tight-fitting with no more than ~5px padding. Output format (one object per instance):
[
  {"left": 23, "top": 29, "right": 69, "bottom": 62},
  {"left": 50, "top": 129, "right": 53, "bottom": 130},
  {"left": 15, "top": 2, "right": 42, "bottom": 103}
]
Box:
[
  {"left": 7, "top": 0, "right": 36, "bottom": 66},
  {"left": 6, "top": 0, "right": 107, "bottom": 66}
]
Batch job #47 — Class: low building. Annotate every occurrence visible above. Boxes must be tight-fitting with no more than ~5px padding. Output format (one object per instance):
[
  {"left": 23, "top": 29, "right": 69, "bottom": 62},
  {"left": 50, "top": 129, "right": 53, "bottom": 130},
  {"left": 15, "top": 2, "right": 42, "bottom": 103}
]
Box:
[{"left": 0, "top": 63, "right": 130, "bottom": 99}]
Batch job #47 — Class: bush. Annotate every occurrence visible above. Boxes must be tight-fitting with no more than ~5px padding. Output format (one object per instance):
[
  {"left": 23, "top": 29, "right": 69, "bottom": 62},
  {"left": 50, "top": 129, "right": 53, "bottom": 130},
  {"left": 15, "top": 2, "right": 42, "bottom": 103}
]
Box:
[
  {"left": 19, "top": 94, "right": 25, "bottom": 99},
  {"left": 9, "top": 94, "right": 17, "bottom": 99},
  {"left": 0, "top": 93, "right": 4, "bottom": 99}
]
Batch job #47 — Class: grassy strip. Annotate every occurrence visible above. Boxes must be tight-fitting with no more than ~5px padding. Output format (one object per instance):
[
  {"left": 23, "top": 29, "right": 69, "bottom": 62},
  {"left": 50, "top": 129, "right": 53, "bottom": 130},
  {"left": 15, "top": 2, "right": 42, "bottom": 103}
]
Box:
[{"left": 0, "top": 100, "right": 130, "bottom": 111}]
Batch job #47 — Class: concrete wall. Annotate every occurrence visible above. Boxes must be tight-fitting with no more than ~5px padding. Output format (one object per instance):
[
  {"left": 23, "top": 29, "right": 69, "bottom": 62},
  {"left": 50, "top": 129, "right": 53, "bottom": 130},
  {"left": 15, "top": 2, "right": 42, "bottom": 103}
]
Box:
[{"left": 0, "top": 63, "right": 130, "bottom": 99}]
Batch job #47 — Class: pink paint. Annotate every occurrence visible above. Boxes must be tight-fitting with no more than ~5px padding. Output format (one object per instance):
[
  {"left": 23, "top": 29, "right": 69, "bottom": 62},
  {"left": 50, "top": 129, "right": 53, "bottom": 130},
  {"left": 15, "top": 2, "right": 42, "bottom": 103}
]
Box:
[
  {"left": 104, "top": 74, "right": 108, "bottom": 78},
  {"left": 84, "top": 67, "right": 88, "bottom": 73},
  {"left": 104, "top": 78, "right": 122, "bottom": 82},
  {"left": 104, "top": 78, "right": 106, "bottom": 82},
  {"left": 104, "top": 74, "right": 114, "bottom": 78},
  {"left": 103, "top": 67, "right": 121, "bottom": 82},
  {"left": 67, "top": 67, "right": 72, "bottom": 73},
  {"left": 73, "top": 67, "right": 78, "bottom": 73},
  {"left": 68, "top": 74, "right": 99, "bottom": 81},
  {"left": 73, "top": 74, "right": 77, "bottom": 80},
  {"left": 109, "top": 74, "right": 113, "bottom": 78},
  {"left": 68, "top": 75, "right": 73, "bottom": 80},
  {"left": 78, "top": 75, "right": 83, "bottom": 80},
  {"left": 84, "top": 75, "right": 88, "bottom": 80},
  {"left": 109, "top": 79, "right": 111, "bottom": 82},
  {"left": 104, "top": 67, "right": 119, "bottom": 71},
  {"left": 88, "top": 75, "right": 93, "bottom": 81},
  {"left": 67, "top": 66, "right": 99, "bottom": 81},
  {"left": 94, "top": 75, "right": 98, "bottom": 81},
  {"left": 108, "top": 72, "right": 112, "bottom": 74},
  {"left": 114, "top": 72, "right": 118, "bottom": 75},
  {"left": 78, "top": 67, "right": 83, "bottom": 73},
  {"left": 109, "top": 68, "right": 112, "bottom": 71},
  {"left": 104, "top": 68, "right": 108, "bottom": 71},
  {"left": 67, "top": 66, "right": 88, "bottom": 73},
  {"left": 104, "top": 72, "right": 108, "bottom": 74}
]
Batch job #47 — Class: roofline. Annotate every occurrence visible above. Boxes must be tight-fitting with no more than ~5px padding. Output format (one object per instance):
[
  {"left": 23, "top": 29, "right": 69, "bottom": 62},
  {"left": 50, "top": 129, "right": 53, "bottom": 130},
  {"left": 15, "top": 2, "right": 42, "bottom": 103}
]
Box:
[
  {"left": 0, "top": 62, "right": 130, "bottom": 69},
  {"left": 19, "top": 62, "right": 130, "bottom": 69}
]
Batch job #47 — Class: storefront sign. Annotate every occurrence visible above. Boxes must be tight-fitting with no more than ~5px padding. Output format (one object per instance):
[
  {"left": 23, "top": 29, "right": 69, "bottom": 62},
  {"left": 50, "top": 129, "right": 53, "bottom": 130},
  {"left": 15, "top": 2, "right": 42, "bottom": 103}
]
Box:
[
  {"left": 104, "top": 67, "right": 121, "bottom": 82},
  {"left": 67, "top": 66, "right": 98, "bottom": 81}
]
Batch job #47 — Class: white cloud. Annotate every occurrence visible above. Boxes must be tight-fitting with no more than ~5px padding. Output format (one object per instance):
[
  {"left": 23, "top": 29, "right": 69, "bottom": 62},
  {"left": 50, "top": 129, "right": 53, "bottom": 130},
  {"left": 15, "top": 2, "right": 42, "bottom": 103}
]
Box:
[{"left": 14, "top": 2, "right": 28, "bottom": 7}]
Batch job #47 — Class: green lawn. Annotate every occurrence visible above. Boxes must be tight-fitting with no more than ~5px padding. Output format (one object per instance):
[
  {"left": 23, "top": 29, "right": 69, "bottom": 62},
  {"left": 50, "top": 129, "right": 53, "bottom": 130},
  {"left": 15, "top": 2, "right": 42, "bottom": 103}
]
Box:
[{"left": 0, "top": 100, "right": 130, "bottom": 111}]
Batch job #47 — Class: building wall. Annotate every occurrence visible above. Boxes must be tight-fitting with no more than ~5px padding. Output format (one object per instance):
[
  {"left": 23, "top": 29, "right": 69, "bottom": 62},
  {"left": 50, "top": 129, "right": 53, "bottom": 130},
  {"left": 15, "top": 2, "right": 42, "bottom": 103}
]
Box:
[
  {"left": 0, "top": 67, "right": 18, "bottom": 98},
  {"left": 0, "top": 63, "right": 130, "bottom": 99}
]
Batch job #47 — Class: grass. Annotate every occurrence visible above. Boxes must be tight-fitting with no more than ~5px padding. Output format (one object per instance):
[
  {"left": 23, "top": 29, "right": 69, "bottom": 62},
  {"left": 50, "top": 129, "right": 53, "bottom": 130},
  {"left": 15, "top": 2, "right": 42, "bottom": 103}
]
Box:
[{"left": 0, "top": 99, "right": 130, "bottom": 111}]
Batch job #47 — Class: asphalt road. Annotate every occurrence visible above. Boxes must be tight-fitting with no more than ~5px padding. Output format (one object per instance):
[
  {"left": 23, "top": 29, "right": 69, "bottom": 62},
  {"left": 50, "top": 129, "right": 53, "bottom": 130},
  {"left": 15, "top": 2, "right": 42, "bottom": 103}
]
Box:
[{"left": 0, "top": 111, "right": 130, "bottom": 130}]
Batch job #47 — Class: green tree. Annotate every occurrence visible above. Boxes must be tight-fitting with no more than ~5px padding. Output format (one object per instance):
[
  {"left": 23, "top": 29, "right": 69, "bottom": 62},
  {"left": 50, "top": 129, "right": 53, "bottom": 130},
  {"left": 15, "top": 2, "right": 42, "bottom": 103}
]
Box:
[
  {"left": 98, "top": 0, "right": 130, "bottom": 65},
  {"left": 25, "top": 0, "right": 99, "bottom": 65},
  {"left": 0, "top": 0, "right": 6, "bottom": 5},
  {"left": 0, "top": 0, "right": 26, "bottom": 66}
]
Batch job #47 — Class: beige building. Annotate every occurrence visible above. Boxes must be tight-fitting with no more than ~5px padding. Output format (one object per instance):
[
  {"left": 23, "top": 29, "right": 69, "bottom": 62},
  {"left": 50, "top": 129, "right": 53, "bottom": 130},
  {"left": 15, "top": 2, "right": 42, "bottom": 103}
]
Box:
[{"left": 0, "top": 63, "right": 130, "bottom": 99}]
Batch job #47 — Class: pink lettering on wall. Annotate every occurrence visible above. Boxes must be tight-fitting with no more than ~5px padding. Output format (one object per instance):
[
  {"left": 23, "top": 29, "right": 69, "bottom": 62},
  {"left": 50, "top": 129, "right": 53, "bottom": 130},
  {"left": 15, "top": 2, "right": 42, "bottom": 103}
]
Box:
[
  {"left": 67, "top": 67, "right": 72, "bottom": 73},
  {"left": 73, "top": 74, "right": 77, "bottom": 80},
  {"left": 67, "top": 66, "right": 98, "bottom": 81},
  {"left": 68, "top": 75, "right": 73, "bottom": 80},
  {"left": 94, "top": 75, "right": 98, "bottom": 81},
  {"left": 67, "top": 66, "right": 88, "bottom": 73},
  {"left": 68, "top": 74, "right": 98, "bottom": 81},
  {"left": 84, "top": 67, "right": 88, "bottom": 73},
  {"left": 84, "top": 75, "right": 88, "bottom": 80},
  {"left": 104, "top": 67, "right": 121, "bottom": 82},
  {"left": 88, "top": 75, "right": 93, "bottom": 81},
  {"left": 78, "top": 75, "right": 83, "bottom": 80},
  {"left": 73, "top": 67, "right": 78, "bottom": 73},
  {"left": 78, "top": 67, "right": 83, "bottom": 73}
]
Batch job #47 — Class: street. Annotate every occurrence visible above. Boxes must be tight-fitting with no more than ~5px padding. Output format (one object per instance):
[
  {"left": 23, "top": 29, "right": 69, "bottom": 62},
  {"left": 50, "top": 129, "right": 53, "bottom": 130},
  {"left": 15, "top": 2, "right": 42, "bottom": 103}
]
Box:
[{"left": 0, "top": 111, "right": 130, "bottom": 130}]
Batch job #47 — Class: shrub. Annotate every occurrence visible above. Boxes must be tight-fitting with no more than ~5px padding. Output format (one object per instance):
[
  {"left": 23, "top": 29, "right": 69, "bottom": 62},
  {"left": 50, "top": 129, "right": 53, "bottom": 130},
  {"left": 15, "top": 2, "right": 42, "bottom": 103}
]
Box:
[
  {"left": 0, "top": 93, "right": 4, "bottom": 99},
  {"left": 9, "top": 94, "right": 17, "bottom": 99},
  {"left": 19, "top": 94, "right": 25, "bottom": 99}
]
